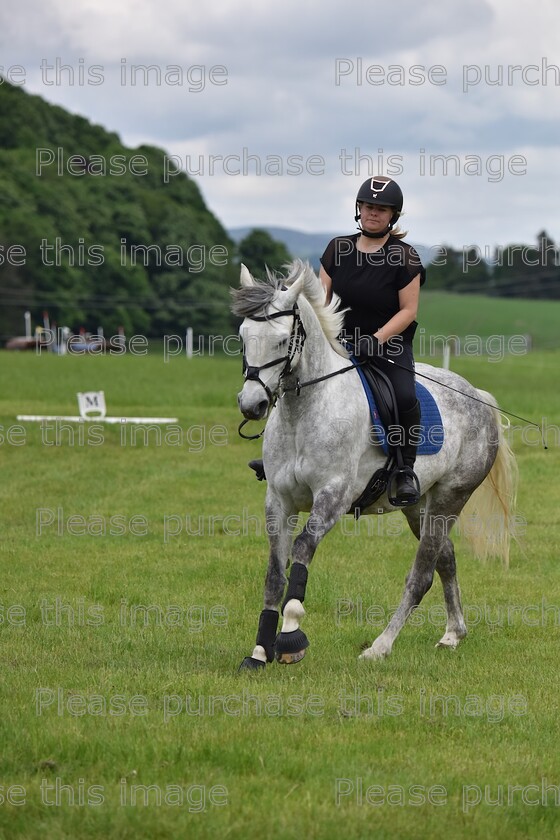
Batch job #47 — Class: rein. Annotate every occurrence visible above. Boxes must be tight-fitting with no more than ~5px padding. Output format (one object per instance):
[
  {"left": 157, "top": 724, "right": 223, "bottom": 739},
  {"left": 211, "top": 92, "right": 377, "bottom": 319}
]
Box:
[
  {"left": 238, "top": 308, "right": 547, "bottom": 449},
  {"left": 238, "top": 360, "right": 362, "bottom": 440},
  {"left": 382, "top": 356, "right": 548, "bottom": 450}
]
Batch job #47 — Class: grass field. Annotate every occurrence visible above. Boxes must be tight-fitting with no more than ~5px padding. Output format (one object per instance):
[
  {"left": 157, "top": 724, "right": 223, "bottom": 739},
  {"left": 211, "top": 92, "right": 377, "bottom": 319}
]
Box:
[
  {"left": 419, "top": 290, "right": 560, "bottom": 351},
  {"left": 0, "top": 342, "right": 559, "bottom": 839}
]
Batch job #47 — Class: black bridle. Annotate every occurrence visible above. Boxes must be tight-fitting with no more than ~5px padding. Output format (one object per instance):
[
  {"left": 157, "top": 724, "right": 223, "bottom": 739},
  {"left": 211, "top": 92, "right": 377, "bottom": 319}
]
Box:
[{"left": 239, "top": 305, "right": 307, "bottom": 438}]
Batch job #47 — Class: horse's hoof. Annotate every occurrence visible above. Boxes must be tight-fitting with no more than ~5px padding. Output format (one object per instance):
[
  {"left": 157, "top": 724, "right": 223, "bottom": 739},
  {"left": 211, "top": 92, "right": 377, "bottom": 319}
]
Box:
[
  {"left": 359, "top": 650, "right": 386, "bottom": 661},
  {"left": 274, "top": 629, "right": 309, "bottom": 664},
  {"left": 435, "top": 631, "right": 463, "bottom": 650},
  {"left": 359, "top": 641, "right": 391, "bottom": 660},
  {"left": 276, "top": 648, "right": 307, "bottom": 664},
  {"left": 238, "top": 656, "right": 266, "bottom": 671}
]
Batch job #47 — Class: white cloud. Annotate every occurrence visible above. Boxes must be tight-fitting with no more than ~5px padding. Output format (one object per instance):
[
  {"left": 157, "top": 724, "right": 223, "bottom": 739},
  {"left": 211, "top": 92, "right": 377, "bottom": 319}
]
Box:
[{"left": 1, "top": 0, "right": 559, "bottom": 247}]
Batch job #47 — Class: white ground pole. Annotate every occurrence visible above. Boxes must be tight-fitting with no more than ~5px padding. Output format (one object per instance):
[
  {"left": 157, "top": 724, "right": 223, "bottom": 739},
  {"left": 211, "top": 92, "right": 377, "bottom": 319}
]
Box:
[{"left": 16, "top": 416, "right": 180, "bottom": 423}]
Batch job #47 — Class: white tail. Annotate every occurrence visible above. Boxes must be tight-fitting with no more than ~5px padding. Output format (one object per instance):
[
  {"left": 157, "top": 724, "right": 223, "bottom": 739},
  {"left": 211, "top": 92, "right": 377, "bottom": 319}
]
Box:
[{"left": 459, "top": 391, "right": 519, "bottom": 566}]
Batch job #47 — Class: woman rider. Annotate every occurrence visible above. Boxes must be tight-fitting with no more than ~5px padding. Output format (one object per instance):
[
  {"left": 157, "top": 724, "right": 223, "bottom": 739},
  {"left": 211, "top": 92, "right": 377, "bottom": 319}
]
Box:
[{"left": 319, "top": 176, "right": 425, "bottom": 505}]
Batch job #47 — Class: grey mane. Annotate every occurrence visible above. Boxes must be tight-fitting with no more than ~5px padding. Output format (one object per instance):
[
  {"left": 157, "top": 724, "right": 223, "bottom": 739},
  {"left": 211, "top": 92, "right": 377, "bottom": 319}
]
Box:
[
  {"left": 231, "top": 260, "right": 348, "bottom": 355},
  {"left": 230, "top": 263, "right": 301, "bottom": 318}
]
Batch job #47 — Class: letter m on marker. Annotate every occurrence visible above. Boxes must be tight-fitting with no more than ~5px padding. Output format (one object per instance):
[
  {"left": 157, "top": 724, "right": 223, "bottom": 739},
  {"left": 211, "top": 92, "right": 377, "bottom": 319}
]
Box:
[{"left": 77, "top": 391, "right": 107, "bottom": 419}]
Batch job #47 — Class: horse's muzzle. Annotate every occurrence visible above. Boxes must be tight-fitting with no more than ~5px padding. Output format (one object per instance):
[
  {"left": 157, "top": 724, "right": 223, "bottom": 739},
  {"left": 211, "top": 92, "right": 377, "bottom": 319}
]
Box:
[{"left": 238, "top": 390, "right": 269, "bottom": 421}]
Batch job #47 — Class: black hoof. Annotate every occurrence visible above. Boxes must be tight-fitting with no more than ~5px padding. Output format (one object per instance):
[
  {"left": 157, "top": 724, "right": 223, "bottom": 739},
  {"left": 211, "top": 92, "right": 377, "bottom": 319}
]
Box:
[
  {"left": 238, "top": 656, "right": 266, "bottom": 672},
  {"left": 274, "top": 629, "right": 309, "bottom": 664}
]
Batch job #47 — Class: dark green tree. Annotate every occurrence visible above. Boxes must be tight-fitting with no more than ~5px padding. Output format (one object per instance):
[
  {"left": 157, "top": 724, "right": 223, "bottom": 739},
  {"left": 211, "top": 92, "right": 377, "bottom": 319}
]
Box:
[
  {"left": 0, "top": 79, "right": 238, "bottom": 340},
  {"left": 426, "top": 245, "right": 465, "bottom": 291},
  {"left": 237, "top": 229, "right": 293, "bottom": 277},
  {"left": 491, "top": 232, "right": 560, "bottom": 299},
  {"left": 428, "top": 245, "right": 490, "bottom": 293}
]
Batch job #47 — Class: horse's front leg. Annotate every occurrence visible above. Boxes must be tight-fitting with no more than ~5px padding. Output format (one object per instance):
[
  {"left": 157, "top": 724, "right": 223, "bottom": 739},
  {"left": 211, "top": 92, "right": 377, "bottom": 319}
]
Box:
[
  {"left": 238, "top": 493, "right": 296, "bottom": 671},
  {"left": 275, "top": 483, "right": 352, "bottom": 664}
]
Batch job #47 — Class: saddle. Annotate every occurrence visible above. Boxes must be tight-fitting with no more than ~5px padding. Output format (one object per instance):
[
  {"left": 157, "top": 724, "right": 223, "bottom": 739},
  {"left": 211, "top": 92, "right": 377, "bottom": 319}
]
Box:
[
  {"left": 351, "top": 356, "right": 444, "bottom": 458},
  {"left": 353, "top": 356, "right": 396, "bottom": 443},
  {"left": 347, "top": 355, "right": 444, "bottom": 516},
  {"left": 347, "top": 357, "right": 403, "bottom": 516}
]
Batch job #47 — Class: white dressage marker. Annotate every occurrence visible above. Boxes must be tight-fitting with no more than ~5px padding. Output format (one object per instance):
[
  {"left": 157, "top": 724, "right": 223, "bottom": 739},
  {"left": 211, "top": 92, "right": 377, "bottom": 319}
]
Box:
[
  {"left": 78, "top": 390, "right": 107, "bottom": 419},
  {"left": 17, "top": 390, "right": 178, "bottom": 424}
]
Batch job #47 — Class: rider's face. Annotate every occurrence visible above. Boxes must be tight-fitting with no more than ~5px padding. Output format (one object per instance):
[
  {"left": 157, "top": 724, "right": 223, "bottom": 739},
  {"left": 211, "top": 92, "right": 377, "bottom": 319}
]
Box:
[{"left": 358, "top": 203, "right": 393, "bottom": 232}]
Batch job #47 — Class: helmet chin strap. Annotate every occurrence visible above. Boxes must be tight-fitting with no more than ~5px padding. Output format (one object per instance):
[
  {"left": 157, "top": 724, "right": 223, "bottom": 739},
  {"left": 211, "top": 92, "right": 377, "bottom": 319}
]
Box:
[{"left": 356, "top": 223, "right": 392, "bottom": 239}]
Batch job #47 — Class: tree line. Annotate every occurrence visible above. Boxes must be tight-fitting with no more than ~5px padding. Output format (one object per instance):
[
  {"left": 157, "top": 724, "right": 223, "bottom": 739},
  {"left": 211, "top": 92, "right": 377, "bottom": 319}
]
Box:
[{"left": 426, "top": 231, "right": 560, "bottom": 298}]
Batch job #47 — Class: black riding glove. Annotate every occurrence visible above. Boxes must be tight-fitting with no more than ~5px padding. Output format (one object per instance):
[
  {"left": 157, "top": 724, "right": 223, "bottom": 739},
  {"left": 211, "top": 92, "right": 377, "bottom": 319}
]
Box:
[{"left": 356, "top": 334, "right": 382, "bottom": 359}]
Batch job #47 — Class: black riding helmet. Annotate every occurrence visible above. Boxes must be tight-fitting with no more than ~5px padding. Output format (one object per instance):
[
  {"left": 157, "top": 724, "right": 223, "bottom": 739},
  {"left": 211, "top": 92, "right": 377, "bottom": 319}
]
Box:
[{"left": 355, "top": 176, "right": 403, "bottom": 238}]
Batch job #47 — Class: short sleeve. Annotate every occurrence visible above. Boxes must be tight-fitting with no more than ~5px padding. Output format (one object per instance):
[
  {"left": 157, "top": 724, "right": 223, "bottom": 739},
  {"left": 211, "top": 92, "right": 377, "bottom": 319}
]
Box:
[
  {"left": 320, "top": 238, "right": 336, "bottom": 276},
  {"left": 395, "top": 243, "right": 426, "bottom": 289}
]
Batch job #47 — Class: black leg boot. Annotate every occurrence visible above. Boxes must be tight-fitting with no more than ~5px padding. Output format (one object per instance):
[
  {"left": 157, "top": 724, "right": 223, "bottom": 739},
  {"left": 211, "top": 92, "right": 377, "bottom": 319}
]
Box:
[{"left": 393, "top": 400, "right": 421, "bottom": 505}]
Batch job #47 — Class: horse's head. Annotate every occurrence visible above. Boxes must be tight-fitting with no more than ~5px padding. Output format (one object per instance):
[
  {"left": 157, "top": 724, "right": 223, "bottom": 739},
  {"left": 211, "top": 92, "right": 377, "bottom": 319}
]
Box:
[{"left": 232, "top": 262, "right": 308, "bottom": 420}]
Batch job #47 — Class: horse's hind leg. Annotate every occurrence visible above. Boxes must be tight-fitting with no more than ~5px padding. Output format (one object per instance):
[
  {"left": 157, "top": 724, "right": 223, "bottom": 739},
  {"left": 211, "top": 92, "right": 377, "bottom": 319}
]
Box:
[
  {"left": 403, "top": 504, "right": 467, "bottom": 649},
  {"left": 434, "top": 537, "right": 467, "bottom": 649},
  {"left": 361, "top": 524, "right": 436, "bottom": 660},
  {"left": 360, "top": 494, "right": 466, "bottom": 660}
]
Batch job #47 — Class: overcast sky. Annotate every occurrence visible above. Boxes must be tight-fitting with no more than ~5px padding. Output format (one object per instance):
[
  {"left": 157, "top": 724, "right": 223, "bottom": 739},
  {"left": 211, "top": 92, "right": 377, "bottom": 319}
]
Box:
[{"left": 1, "top": 0, "right": 559, "bottom": 253}]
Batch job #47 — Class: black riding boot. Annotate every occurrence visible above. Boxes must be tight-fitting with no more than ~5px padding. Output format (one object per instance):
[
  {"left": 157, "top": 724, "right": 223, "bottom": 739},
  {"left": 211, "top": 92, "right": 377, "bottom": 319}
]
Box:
[
  {"left": 393, "top": 400, "right": 421, "bottom": 505},
  {"left": 248, "top": 459, "right": 266, "bottom": 481}
]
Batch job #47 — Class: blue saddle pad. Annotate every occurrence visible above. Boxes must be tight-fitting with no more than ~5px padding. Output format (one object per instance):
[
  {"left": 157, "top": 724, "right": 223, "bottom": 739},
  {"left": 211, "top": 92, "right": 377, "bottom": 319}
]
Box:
[{"left": 351, "top": 357, "right": 444, "bottom": 456}]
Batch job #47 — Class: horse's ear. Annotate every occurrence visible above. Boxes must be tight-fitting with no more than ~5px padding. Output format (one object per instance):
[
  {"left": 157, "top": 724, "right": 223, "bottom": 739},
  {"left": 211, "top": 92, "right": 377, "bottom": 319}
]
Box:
[
  {"left": 240, "top": 264, "right": 254, "bottom": 287},
  {"left": 283, "top": 266, "right": 305, "bottom": 304}
]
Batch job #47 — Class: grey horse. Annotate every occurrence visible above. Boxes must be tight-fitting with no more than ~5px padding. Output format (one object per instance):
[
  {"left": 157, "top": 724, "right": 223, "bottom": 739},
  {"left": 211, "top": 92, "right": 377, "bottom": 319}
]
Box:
[{"left": 232, "top": 260, "right": 518, "bottom": 668}]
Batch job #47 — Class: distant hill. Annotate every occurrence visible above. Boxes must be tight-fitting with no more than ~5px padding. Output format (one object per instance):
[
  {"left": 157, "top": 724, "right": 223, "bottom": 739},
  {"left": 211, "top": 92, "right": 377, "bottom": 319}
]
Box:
[
  {"left": 228, "top": 226, "right": 434, "bottom": 271},
  {"left": 0, "top": 79, "right": 237, "bottom": 339}
]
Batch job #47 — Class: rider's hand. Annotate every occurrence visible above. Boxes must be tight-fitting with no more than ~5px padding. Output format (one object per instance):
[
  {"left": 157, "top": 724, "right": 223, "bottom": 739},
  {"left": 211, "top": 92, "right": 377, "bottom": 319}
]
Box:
[{"left": 356, "top": 334, "right": 381, "bottom": 359}]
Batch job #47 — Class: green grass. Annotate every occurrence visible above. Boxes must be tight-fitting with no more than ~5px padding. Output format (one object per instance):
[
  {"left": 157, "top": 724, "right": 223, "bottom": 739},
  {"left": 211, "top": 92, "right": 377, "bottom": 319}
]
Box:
[
  {"left": 0, "top": 350, "right": 559, "bottom": 839},
  {"left": 420, "top": 291, "right": 560, "bottom": 351}
]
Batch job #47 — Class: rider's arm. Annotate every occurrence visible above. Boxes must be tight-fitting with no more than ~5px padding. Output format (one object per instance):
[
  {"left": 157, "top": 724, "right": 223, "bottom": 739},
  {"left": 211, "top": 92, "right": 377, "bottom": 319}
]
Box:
[
  {"left": 319, "top": 265, "right": 333, "bottom": 304},
  {"left": 374, "top": 274, "right": 420, "bottom": 345}
]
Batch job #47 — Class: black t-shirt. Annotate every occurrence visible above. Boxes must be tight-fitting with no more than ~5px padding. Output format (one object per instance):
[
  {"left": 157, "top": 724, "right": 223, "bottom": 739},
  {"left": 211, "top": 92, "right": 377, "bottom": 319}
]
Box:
[{"left": 320, "top": 233, "right": 426, "bottom": 343}]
